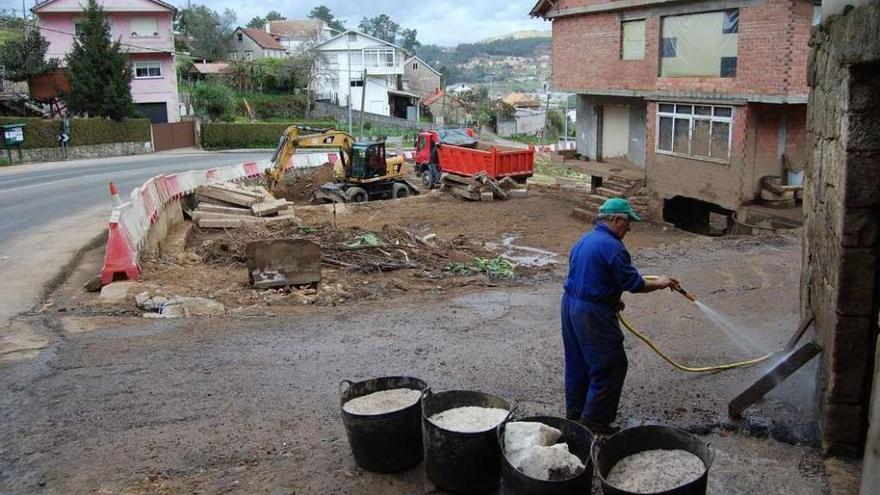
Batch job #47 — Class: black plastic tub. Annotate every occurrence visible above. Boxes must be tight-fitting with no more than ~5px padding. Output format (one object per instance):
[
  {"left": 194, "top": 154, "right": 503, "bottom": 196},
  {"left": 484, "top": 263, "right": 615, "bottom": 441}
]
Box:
[
  {"left": 422, "top": 389, "right": 513, "bottom": 494},
  {"left": 591, "top": 425, "right": 714, "bottom": 495},
  {"left": 497, "top": 416, "right": 594, "bottom": 495},
  {"left": 339, "top": 376, "right": 428, "bottom": 473}
]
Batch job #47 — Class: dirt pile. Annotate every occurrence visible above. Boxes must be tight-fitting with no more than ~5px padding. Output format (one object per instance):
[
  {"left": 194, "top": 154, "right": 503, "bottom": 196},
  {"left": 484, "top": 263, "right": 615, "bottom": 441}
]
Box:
[{"left": 274, "top": 164, "right": 335, "bottom": 203}]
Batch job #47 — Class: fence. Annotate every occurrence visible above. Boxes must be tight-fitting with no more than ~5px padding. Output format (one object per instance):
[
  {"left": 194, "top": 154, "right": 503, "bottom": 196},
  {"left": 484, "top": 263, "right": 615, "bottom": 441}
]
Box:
[
  {"left": 99, "top": 152, "right": 336, "bottom": 284},
  {"left": 311, "top": 101, "right": 440, "bottom": 131}
]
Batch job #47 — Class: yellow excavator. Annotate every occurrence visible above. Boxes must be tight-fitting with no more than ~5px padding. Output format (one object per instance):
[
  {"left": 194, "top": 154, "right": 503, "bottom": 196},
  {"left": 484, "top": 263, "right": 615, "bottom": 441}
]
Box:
[{"left": 267, "top": 125, "right": 419, "bottom": 203}]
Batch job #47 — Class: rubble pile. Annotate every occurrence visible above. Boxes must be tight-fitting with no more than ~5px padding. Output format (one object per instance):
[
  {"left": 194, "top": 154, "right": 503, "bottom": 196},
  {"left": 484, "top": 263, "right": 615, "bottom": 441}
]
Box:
[
  {"left": 191, "top": 183, "right": 297, "bottom": 228},
  {"left": 439, "top": 172, "right": 529, "bottom": 202},
  {"left": 504, "top": 421, "right": 585, "bottom": 481}
]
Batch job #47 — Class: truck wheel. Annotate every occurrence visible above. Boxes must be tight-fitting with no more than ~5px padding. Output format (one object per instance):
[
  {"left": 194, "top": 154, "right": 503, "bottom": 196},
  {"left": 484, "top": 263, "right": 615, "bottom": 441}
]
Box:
[
  {"left": 392, "top": 183, "right": 411, "bottom": 199},
  {"left": 421, "top": 170, "right": 435, "bottom": 189},
  {"left": 346, "top": 187, "right": 368, "bottom": 202}
]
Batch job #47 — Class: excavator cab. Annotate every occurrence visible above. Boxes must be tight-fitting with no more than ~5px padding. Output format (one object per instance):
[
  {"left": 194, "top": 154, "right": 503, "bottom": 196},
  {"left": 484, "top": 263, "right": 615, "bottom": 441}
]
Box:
[{"left": 348, "top": 142, "right": 398, "bottom": 180}]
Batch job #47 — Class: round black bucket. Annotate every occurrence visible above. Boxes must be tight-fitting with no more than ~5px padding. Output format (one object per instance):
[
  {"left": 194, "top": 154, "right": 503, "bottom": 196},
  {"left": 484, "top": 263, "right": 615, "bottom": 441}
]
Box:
[
  {"left": 497, "top": 416, "right": 594, "bottom": 495},
  {"left": 339, "top": 376, "right": 428, "bottom": 473},
  {"left": 422, "top": 389, "right": 513, "bottom": 494},
  {"left": 591, "top": 425, "right": 714, "bottom": 495}
]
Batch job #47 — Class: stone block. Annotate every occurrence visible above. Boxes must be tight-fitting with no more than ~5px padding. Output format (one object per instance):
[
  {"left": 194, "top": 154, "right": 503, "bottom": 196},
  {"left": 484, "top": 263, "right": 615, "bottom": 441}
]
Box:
[
  {"left": 821, "top": 403, "right": 867, "bottom": 449},
  {"left": 98, "top": 281, "right": 136, "bottom": 304},
  {"left": 840, "top": 208, "right": 880, "bottom": 247},
  {"left": 160, "top": 297, "right": 225, "bottom": 317},
  {"left": 835, "top": 247, "right": 878, "bottom": 316},
  {"left": 844, "top": 151, "right": 880, "bottom": 208},
  {"left": 824, "top": 314, "right": 875, "bottom": 404},
  {"left": 844, "top": 112, "right": 880, "bottom": 152},
  {"left": 849, "top": 65, "right": 880, "bottom": 112}
]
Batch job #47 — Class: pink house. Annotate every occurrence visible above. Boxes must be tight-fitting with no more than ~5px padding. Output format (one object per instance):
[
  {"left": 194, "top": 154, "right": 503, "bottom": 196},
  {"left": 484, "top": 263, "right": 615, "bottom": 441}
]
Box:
[{"left": 33, "top": 0, "right": 180, "bottom": 123}]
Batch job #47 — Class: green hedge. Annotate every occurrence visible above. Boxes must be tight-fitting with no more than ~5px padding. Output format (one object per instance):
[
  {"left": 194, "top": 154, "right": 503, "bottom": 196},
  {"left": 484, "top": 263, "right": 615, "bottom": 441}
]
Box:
[
  {"left": 0, "top": 117, "right": 151, "bottom": 149},
  {"left": 236, "top": 94, "right": 309, "bottom": 120},
  {"left": 201, "top": 122, "right": 338, "bottom": 149}
]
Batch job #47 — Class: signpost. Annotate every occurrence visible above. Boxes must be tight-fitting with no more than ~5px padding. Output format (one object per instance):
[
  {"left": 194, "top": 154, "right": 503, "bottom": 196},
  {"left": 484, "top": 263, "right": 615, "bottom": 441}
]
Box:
[{"left": 2, "top": 123, "right": 25, "bottom": 164}]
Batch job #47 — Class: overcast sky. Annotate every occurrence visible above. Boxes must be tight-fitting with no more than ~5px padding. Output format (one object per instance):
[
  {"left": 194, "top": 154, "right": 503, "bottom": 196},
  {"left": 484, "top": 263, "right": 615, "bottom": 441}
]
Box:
[{"left": 168, "top": 1, "right": 548, "bottom": 46}]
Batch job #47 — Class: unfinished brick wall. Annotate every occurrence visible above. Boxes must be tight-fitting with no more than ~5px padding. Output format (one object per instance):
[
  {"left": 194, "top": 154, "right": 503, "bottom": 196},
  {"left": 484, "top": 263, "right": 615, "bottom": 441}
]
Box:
[
  {"left": 802, "top": 3, "right": 880, "bottom": 456},
  {"left": 551, "top": 0, "right": 813, "bottom": 99}
]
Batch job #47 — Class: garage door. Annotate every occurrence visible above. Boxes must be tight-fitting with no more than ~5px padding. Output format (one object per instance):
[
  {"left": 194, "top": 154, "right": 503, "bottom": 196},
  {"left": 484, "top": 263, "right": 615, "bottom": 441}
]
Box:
[{"left": 136, "top": 102, "right": 168, "bottom": 124}]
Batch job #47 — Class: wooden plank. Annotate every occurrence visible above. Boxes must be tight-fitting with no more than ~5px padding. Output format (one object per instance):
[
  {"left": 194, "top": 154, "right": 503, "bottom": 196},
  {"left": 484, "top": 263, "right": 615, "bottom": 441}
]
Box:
[
  {"left": 727, "top": 342, "right": 822, "bottom": 418},
  {"left": 195, "top": 186, "right": 260, "bottom": 207},
  {"left": 784, "top": 314, "right": 815, "bottom": 352},
  {"left": 197, "top": 204, "right": 254, "bottom": 216}
]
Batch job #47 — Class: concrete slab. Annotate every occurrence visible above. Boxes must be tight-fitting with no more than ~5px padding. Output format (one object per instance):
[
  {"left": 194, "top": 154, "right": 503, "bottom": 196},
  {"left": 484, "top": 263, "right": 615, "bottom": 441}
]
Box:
[{"left": 98, "top": 281, "right": 136, "bottom": 304}]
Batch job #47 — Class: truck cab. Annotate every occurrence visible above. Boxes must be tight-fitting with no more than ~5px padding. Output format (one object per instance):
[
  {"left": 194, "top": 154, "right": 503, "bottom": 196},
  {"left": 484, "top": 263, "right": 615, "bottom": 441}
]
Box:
[{"left": 414, "top": 128, "right": 476, "bottom": 188}]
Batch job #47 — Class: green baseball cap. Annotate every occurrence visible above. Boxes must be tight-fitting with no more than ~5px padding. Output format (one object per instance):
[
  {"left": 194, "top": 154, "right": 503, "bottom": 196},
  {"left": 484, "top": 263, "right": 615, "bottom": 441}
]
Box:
[{"left": 599, "top": 197, "right": 642, "bottom": 221}]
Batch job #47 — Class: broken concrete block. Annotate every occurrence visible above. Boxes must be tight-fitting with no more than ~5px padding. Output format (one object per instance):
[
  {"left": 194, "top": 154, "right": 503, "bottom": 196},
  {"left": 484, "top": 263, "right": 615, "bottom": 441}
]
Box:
[
  {"left": 196, "top": 185, "right": 260, "bottom": 207},
  {"left": 82, "top": 275, "right": 102, "bottom": 292},
  {"left": 198, "top": 217, "right": 260, "bottom": 229},
  {"left": 252, "top": 200, "right": 283, "bottom": 217},
  {"left": 98, "top": 281, "right": 136, "bottom": 304},
  {"left": 246, "top": 239, "right": 322, "bottom": 289},
  {"left": 480, "top": 191, "right": 495, "bottom": 202},
  {"left": 160, "top": 297, "right": 226, "bottom": 317},
  {"left": 197, "top": 204, "right": 254, "bottom": 216},
  {"left": 508, "top": 189, "right": 529, "bottom": 198}
]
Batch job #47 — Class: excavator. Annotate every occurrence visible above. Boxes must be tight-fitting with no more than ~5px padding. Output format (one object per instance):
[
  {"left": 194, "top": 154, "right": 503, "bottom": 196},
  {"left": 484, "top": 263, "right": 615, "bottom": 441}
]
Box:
[{"left": 267, "top": 125, "right": 420, "bottom": 203}]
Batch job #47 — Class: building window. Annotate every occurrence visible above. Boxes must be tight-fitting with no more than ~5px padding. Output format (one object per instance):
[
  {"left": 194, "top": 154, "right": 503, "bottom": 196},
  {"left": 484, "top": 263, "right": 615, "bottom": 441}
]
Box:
[
  {"left": 237, "top": 33, "right": 243, "bottom": 42},
  {"left": 245, "top": 50, "right": 253, "bottom": 61},
  {"left": 620, "top": 20, "right": 645, "bottom": 60},
  {"left": 131, "top": 16, "right": 159, "bottom": 37},
  {"left": 812, "top": 4, "right": 822, "bottom": 26},
  {"left": 412, "top": 61, "right": 419, "bottom": 70},
  {"left": 229, "top": 51, "right": 237, "bottom": 60},
  {"left": 133, "top": 61, "right": 162, "bottom": 79},
  {"left": 660, "top": 9, "right": 738, "bottom": 78},
  {"left": 364, "top": 48, "right": 395, "bottom": 68},
  {"left": 348, "top": 32, "right": 357, "bottom": 42},
  {"left": 350, "top": 79, "right": 364, "bottom": 87},
  {"left": 656, "top": 103, "right": 733, "bottom": 162}
]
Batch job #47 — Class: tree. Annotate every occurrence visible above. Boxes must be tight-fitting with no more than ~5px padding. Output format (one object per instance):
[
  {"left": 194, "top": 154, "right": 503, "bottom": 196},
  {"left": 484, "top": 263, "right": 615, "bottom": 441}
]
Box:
[
  {"left": 192, "top": 81, "right": 235, "bottom": 122},
  {"left": 65, "top": 0, "right": 135, "bottom": 120},
  {"left": 0, "top": 28, "right": 58, "bottom": 82},
  {"left": 358, "top": 14, "right": 399, "bottom": 44},
  {"left": 308, "top": 5, "right": 345, "bottom": 33},
  {"left": 175, "top": 5, "right": 236, "bottom": 60},
  {"left": 400, "top": 28, "right": 420, "bottom": 53},
  {"left": 247, "top": 10, "right": 285, "bottom": 30}
]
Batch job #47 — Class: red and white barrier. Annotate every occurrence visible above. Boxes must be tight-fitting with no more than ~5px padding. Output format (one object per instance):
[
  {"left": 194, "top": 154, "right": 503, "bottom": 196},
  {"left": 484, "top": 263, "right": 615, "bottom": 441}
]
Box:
[{"left": 99, "top": 156, "right": 302, "bottom": 284}]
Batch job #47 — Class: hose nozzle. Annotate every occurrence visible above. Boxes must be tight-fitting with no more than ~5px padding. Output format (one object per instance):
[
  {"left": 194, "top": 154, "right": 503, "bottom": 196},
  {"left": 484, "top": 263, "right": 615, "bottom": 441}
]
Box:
[{"left": 673, "top": 285, "right": 697, "bottom": 302}]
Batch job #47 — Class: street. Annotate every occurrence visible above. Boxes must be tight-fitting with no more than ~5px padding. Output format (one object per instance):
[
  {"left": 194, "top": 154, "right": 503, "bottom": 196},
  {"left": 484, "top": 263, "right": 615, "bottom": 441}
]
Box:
[{"left": 0, "top": 150, "right": 269, "bottom": 328}]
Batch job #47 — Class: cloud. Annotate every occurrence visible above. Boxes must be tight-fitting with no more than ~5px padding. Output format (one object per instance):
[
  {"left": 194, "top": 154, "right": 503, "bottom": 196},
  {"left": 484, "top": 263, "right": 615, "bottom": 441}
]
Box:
[{"left": 169, "top": 0, "right": 548, "bottom": 46}]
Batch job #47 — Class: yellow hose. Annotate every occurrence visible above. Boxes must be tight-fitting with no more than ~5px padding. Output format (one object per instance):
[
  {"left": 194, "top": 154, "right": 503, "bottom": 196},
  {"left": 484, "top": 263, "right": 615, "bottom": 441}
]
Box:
[
  {"left": 618, "top": 313, "right": 775, "bottom": 373},
  {"left": 620, "top": 275, "right": 776, "bottom": 373}
]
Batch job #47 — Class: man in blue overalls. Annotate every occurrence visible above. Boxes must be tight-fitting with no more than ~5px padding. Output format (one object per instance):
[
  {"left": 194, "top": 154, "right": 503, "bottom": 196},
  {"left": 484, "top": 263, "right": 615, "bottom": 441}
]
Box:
[{"left": 562, "top": 198, "right": 678, "bottom": 435}]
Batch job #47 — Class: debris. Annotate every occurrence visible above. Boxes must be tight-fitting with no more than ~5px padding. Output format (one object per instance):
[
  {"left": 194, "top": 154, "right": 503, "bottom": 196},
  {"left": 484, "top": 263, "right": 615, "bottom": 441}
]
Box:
[
  {"left": 606, "top": 449, "right": 705, "bottom": 493},
  {"left": 82, "top": 275, "right": 103, "bottom": 292},
  {"left": 196, "top": 184, "right": 261, "bottom": 208},
  {"left": 246, "top": 239, "right": 322, "bottom": 289},
  {"left": 135, "top": 292, "right": 168, "bottom": 312},
  {"left": 504, "top": 422, "right": 563, "bottom": 467},
  {"left": 160, "top": 296, "right": 226, "bottom": 317},
  {"left": 98, "top": 281, "right": 136, "bottom": 304},
  {"left": 344, "top": 233, "right": 383, "bottom": 249},
  {"left": 342, "top": 389, "right": 422, "bottom": 415},
  {"left": 514, "top": 443, "right": 585, "bottom": 481},
  {"left": 194, "top": 183, "right": 296, "bottom": 228},
  {"left": 428, "top": 406, "right": 509, "bottom": 433},
  {"left": 196, "top": 204, "right": 253, "bottom": 216},
  {"left": 508, "top": 189, "right": 529, "bottom": 199},
  {"left": 440, "top": 173, "right": 528, "bottom": 202}
]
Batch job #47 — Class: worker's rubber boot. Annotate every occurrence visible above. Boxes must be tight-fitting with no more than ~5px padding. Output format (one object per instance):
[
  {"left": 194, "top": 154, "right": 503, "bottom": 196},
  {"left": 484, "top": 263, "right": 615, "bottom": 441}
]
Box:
[{"left": 579, "top": 418, "right": 620, "bottom": 436}]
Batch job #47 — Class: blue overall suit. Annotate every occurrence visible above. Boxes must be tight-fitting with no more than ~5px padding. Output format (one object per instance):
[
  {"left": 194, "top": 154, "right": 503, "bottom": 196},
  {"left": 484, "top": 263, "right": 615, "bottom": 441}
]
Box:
[{"left": 561, "top": 223, "right": 645, "bottom": 426}]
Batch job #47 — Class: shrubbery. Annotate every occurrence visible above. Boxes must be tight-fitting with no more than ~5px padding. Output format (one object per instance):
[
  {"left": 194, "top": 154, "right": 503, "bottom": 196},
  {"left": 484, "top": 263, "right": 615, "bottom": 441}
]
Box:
[
  {"left": 236, "top": 94, "right": 309, "bottom": 120},
  {"left": 193, "top": 82, "right": 235, "bottom": 122},
  {"left": 200, "top": 121, "right": 338, "bottom": 149},
  {"left": 0, "top": 117, "right": 150, "bottom": 149}
]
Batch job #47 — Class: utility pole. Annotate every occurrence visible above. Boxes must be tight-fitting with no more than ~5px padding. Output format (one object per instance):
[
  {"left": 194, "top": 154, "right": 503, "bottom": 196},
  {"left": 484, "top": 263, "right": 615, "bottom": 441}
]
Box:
[
  {"left": 359, "top": 69, "right": 367, "bottom": 137},
  {"left": 347, "top": 33, "right": 352, "bottom": 134},
  {"left": 542, "top": 83, "right": 551, "bottom": 141}
]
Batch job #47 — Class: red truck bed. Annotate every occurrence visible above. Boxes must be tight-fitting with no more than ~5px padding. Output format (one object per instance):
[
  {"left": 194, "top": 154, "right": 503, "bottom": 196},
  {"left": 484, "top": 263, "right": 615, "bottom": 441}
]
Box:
[{"left": 437, "top": 143, "right": 535, "bottom": 180}]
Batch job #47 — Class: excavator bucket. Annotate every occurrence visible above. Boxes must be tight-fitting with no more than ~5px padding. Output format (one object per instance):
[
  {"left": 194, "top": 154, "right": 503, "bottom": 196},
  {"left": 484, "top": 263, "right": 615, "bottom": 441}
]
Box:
[{"left": 246, "top": 239, "right": 322, "bottom": 289}]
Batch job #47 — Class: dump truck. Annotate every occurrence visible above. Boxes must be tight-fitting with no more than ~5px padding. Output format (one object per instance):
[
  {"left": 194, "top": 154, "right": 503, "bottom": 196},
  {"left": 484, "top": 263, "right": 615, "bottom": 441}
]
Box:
[{"left": 414, "top": 129, "right": 536, "bottom": 188}]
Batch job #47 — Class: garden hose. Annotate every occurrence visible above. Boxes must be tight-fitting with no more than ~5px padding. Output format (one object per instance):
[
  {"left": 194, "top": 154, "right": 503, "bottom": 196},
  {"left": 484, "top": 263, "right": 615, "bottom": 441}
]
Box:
[{"left": 618, "top": 276, "right": 776, "bottom": 373}]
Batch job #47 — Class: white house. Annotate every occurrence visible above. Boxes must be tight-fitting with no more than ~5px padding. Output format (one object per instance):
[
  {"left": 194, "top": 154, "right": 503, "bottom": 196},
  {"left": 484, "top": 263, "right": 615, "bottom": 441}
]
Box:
[
  {"left": 266, "top": 19, "right": 333, "bottom": 51},
  {"left": 314, "top": 30, "right": 420, "bottom": 119}
]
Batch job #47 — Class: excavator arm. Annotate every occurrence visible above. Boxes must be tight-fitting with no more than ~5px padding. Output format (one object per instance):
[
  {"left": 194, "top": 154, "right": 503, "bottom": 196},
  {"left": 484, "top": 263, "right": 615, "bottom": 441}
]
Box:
[{"left": 266, "top": 126, "right": 356, "bottom": 189}]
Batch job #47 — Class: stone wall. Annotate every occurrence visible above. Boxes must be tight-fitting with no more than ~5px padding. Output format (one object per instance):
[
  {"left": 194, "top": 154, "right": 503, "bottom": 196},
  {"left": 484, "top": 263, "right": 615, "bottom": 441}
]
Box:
[
  {"left": 802, "top": 3, "right": 880, "bottom": 457},
  {"left": 8, "top": 141, "right": 153, "bottom": 164}
]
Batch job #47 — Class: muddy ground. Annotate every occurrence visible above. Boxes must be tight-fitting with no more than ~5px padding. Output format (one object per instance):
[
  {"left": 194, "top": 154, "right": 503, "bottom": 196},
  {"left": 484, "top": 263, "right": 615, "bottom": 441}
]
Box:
[{"left": 0, "top": 174, "right": 861, "bottom": 494}]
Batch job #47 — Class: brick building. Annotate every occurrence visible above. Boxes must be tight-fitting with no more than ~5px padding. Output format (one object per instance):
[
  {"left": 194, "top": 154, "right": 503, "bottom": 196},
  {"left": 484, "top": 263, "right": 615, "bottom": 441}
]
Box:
[{"left": 531, "top": 0, "right": 820, "bottom": 224}]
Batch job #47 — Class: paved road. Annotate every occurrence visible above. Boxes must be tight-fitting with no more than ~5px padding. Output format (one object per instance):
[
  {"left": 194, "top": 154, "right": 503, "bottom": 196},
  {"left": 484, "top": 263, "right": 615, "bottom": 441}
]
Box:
[{"left": 0, "top": 150, "right": 270, "bottom": 326}]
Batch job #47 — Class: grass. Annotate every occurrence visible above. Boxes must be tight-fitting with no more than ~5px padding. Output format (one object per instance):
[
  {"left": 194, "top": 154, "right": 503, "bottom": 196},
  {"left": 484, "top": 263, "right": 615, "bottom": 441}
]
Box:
[
  {"left": 506, "top": 134, "right": 559, "bottom": 146},
  {"left": 445, "top": 256, "right": 516, "bottom": 279},
  {"left": 532, "top": 153, "right": 590, "bottom": 180}
]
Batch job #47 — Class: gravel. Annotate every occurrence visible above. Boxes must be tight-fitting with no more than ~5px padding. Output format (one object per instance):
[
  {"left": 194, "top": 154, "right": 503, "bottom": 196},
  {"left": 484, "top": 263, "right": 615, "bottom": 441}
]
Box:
[
  {"left": 428, "top": 406, "right": 509, "bottom": 433},
  {"left": 606, "top": 449, "right": 705, "bottom": 493},
  {"left": 342, "top": 388, "right": 422, "bottom": 415}
]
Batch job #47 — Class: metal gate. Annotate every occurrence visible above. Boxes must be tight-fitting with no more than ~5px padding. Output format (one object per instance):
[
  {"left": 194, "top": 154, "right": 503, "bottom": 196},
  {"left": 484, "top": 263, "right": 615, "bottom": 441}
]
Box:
[{"left": 152, "top": 121, "right": 196, "bottom": 152}]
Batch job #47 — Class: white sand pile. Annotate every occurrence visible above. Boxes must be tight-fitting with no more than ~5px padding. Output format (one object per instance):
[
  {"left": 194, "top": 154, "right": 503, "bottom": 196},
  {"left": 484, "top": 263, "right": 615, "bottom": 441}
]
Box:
[
  {"left": 429, "top": 406, "right": 509, "bottom": 433},
  {"left": 606, "top": 449, "right": 705, "bottom": 493},
  {"left": 504, "top": 421, "right": 585, "bottom": 481},
  {"left": 342, "top": 388, "right": 422, "bottom": 415}
]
